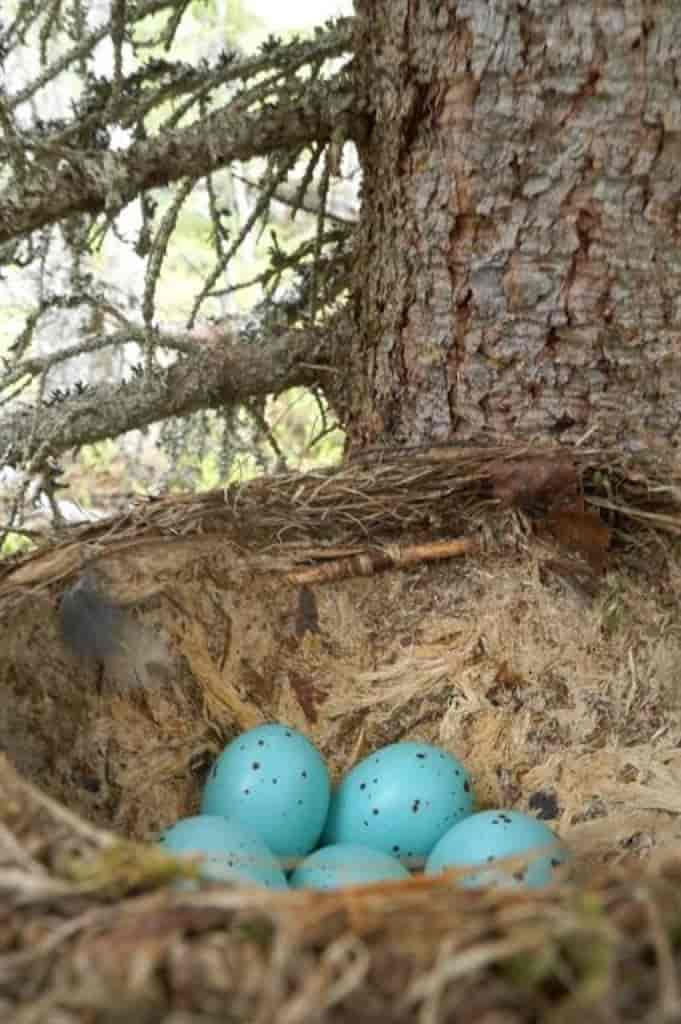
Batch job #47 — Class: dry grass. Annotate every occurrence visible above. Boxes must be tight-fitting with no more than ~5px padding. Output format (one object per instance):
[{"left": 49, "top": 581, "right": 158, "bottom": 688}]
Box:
[
  {"left": 4, "top": 751, "right": 681, "bottom": 1023},
  {"left": 1, "top": 439, "right": 680, "bottom": 598}
]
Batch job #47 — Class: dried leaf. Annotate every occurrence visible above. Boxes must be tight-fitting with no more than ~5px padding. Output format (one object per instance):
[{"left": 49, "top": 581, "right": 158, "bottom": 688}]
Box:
[
  {"left": 546, "top": 498, "right": 610, "bottom": 573},
  {"left": 490, "top": 455, "right": 578, "bottom": 508}
]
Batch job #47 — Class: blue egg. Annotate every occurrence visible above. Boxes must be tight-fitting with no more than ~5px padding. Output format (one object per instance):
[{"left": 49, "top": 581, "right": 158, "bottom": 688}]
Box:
[
  {"left": 158, "top": 814, "right": 288, "bottom": 889},
  {"left": 425, "top": 809, "right": 569, "bottom": 888},
  {"left": 322, "top": 741, "right": 474, "bottom": 862},
  {"left": 201, "top": 724, "right": 331, "bottom": 858},
  {"left": 289, "top": 843, "right": 411, "bottom": 890}
]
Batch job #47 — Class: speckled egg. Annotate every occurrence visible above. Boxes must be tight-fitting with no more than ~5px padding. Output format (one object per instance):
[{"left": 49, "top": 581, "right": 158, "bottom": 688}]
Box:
[
  {"left": 425, "top": 809, "right": 569, "bottom": 888},
  {"left": 157, "top": 814, "right": 288, "bottom": 889},
  {"left": 289, "top": 843, "right": 411, "bottom": 890},
  {"left": 321, "top": 741, "right": 474, "bottom": 863},
  {"left": 201, "top": 724, "right": 331, "bottom": 858}
]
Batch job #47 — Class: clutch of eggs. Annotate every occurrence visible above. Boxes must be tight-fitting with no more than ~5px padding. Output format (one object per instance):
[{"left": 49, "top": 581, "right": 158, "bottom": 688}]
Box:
[{"left": 154, "top": 723, "right": 569, "bottom": 891}]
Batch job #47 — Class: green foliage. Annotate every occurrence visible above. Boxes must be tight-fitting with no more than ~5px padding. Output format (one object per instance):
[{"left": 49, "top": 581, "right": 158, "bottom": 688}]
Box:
[{"left": 0, "top": 532, "right": 35, "bottom": 557}]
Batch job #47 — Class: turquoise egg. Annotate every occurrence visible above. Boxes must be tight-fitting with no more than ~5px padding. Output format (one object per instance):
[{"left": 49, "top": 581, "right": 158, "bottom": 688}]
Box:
[
  {"left": 322, "top": 741, "right": 473, "bottom": 863},
  {"left": 425, "top": 809, "right": 569, "bottom": 888},
  {"left": 158, "top": 814, "right": 288, "bottom": 889},
  {"left": 201, "top": 724, "right": 330, "bottom": 858},
  {"left": 289, "top": 843, "right": 411, "bottom": 890}
]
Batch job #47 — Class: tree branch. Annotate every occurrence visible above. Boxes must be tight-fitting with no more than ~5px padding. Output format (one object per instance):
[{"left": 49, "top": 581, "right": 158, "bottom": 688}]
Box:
[
  {"left": 5, "top": 0, "right": 192, "bottom": 111},
  {"left": 233, "top": 171, "right": 357, "bottom": 224},
  {"left": 2, "top": 22, "right": 354, "bottom": 159},
  {"left": 0, "top": 75, "right": 362, "bottom": 247},
  {"left": 0, "top": 313, "right": 350, "bottom": 468}
]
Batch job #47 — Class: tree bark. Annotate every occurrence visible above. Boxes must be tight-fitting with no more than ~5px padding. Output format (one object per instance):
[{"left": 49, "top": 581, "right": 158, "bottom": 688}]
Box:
[{"left": 347, "top": 0, "right": 681, "bottom": 452}]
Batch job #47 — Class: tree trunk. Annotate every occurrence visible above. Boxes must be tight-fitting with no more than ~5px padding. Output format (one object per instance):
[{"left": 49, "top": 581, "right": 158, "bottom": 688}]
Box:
[{"left": 347, "top": 0, "right": 681, "bottom": 452}]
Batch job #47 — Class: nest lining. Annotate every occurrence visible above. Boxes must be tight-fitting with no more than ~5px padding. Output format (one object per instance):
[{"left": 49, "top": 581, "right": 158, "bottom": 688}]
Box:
[{"left": 2, "top": 440, "right": 681, "bottom": 1022}]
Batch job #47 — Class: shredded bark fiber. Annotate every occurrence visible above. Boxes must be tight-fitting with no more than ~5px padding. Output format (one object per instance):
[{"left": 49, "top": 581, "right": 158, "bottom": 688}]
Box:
[{"left": 2, "top": 441, "right": 681, "bottom": 1022}]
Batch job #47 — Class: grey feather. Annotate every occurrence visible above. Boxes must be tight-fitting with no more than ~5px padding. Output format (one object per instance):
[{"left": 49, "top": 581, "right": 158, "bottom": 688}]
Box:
[{"left": 59, "top": 574, "right": 128, "bottom": 661}]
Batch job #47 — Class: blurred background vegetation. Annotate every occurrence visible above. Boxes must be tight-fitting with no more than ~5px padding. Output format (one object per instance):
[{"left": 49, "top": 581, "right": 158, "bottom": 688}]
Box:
[{"left": 0, "top": 0, "right": 354, "bottom": 548}]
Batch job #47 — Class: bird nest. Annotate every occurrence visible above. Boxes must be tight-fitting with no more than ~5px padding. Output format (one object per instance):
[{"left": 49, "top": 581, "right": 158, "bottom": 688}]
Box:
[{"left": 2, "top": 440, "right": 681, "bottom": 1022}]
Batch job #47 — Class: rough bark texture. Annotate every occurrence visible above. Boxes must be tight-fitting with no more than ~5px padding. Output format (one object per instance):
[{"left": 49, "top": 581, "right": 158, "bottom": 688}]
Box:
[{"left": 348, "top": 0, "right": 681, "bottom": 451}]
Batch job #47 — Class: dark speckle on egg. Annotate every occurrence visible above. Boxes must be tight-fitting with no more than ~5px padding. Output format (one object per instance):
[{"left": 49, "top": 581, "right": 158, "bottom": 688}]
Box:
[
  {"left": 359, "top": 783, "right": 366, "bottom": 790},
  {"left": 272, "top": 778, "right": 278, "bottom": 784},
  {"left": 301, "top": 770, "right": 307, "bottom": 779},
  {"left": 257, "top": 739, "right": 265, "bottom": 746},
  {"left": 486, "top": 854, "right": 495, "bottom": 862},
  {"left": 550, "top": 857, "right": 562, "bottom": 868},
  {"left": 243, "top": 788, "right": 250, "bottom": 795},
  {"left": 393, "top": 845, "right": 400, "bottom": 853},
  {"left": 412, "top": 799, "right": 421, "bottom": 813},
  {"left": 372, "top": 808, "right": 379, "bottom": 816},
  {"left": 252, "top": 762, "right": 260, "bottom": 770},
  {"left": 416, "top": 753, "right": 426, "bottom": 759}
]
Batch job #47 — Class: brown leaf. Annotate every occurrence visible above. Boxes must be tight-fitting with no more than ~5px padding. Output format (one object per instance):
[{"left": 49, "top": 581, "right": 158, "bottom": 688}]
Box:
[
  {"left": 490, "top": 455, "right": 578, "bottom": 508},
  {"left": 546, "top": 497, "right": 610, "bottom": 573}
]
